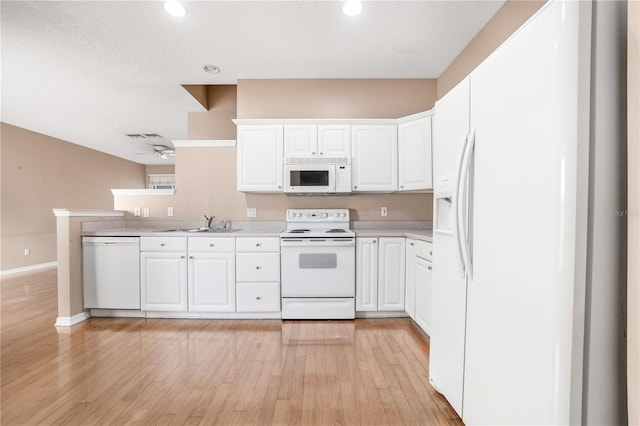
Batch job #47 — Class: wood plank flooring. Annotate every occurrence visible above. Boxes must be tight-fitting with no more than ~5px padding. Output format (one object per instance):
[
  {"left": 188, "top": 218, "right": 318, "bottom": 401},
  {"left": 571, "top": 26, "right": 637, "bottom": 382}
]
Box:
[{"left": 1, "top": 268, "right": 462, "bottom": 425}]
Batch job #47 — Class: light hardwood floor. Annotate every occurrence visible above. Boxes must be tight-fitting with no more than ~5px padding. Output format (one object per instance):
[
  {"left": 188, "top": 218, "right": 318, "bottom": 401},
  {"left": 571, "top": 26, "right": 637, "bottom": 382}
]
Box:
[{"left": 1, "top": 268, "right": 462, "bottom": 425}]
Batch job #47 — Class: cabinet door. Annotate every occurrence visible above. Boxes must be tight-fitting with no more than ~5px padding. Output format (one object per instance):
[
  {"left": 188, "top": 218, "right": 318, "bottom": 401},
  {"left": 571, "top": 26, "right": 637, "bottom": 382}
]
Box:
[
  {"left": 284, "top": 124, "right": 318, "bottom": 158},
  {"left": 318, "top": 124, "right": 351, "bottom": 158},
  {"left": 356, "top": 237, "right": 378, "bottom": 311},
  {"left": 237, "top": 125, "right": 284, "bottom": 192},
  {"left": 141, "top": 252, "right": 187, "bottom": 311},
  {"left": 398, "top": 116, "right": 433, "bottom": 191},
  {"left": 414, "top": 257, "right": 432, "bottom": 335},
  {"left": 188, "top": 253, "right": 235, "bottom": 312},
  {"left": 405, "top": 239, "right": 417, "bottom": 319},
  {"left": 378, "top": 237, "right": 406, "bottom": 311},
  {"left": 351, "top": 125, "right": 398, "bottom": 192}
]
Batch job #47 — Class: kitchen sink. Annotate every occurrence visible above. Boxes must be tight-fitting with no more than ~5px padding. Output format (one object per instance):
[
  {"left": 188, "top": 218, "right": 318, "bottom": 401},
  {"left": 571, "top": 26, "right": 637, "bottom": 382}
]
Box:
[
  {"left": 184, "top": 228, "right": 239, "bottom": 233},
  {"left": 154, "top": 228, "right": 240, "bottom": 233}
]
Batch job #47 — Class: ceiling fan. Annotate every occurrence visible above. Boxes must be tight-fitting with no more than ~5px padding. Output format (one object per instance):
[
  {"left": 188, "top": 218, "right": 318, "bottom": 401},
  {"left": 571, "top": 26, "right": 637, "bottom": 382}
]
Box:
[{"left": 128, "top": 133, "right": 175, "bottom": 160}]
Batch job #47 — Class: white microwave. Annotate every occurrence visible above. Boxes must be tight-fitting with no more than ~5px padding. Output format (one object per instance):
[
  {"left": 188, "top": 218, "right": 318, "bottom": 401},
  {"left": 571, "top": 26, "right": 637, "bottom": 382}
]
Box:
[{"left": 284, "top": 163, "right": 351, "bottom": 194}]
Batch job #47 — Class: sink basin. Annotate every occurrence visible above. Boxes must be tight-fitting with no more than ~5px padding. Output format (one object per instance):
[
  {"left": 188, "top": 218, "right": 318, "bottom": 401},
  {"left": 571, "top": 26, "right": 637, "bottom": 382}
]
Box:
[{"left": 184, "top": 228, "right": 239, "bottom": 233}]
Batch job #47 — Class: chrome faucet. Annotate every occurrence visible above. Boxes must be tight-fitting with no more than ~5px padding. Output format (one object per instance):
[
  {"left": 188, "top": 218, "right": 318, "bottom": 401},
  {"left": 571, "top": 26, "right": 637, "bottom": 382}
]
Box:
[{"left": 204, "top": 215, "right": 215, "bottom": 229}]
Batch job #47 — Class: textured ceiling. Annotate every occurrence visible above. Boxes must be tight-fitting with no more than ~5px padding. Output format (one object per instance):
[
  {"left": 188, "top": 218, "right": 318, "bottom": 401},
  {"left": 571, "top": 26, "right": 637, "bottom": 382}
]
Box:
[{"left": 1, "top": 1, "right": 505, "bottom": 165}]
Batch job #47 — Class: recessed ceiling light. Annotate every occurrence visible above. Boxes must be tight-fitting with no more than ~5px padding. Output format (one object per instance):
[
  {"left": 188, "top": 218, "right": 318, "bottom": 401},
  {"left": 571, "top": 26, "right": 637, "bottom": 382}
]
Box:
[
  {"left": 203, "top": 64, "right": 221, "bottom": 74},
  {"left": 163, "top": 1, "right": 186, "bottom": 17},
  {"left": 342, "top": 0, "right": 363, "bottom": 16}
]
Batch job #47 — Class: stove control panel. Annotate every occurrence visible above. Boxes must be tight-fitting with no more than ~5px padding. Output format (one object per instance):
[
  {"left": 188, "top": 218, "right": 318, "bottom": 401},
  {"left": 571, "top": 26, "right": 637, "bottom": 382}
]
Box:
[{"left": 285, "top": 209, "right": 350, "bottom": 222}]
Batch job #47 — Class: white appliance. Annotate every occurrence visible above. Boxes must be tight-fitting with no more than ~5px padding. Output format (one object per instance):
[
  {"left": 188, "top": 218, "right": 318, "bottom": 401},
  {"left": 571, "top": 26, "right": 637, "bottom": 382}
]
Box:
[
  {"left": 82, "top": 237, "right": 141, "bottom": 310},
  {"left": 430, "top": 1, "right": 627, "bottom": 425},
  {"left": 280, "top": 208, "right": 355, "bottom": 319},
  {"left": 284, "top": 161, "right": 351, "bottom": 194}
]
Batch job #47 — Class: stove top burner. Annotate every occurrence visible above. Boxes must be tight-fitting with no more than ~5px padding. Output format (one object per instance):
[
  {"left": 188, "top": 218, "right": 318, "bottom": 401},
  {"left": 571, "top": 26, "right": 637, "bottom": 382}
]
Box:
[
  {"left": 326, "top": 229, "right": 347, "bottom": 233},
  {"left": 289, "top": 229, "right": 310, "bottom": 233}
]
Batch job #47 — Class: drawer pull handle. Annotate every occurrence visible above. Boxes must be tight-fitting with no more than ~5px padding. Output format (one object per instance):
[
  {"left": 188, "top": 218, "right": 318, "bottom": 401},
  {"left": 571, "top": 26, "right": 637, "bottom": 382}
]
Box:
[
  {"left": 256, "top": 266, "right": 262, "bottom": 270},
  {"left": 160, "top": 243, "right": 166, "bottom": 247},
  {"left": 256, "top": 296, "right": 261, "bottom": 300}
]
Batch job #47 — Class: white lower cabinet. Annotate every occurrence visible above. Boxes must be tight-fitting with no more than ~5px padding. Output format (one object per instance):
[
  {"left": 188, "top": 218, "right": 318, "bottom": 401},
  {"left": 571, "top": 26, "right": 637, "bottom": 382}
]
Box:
[
  {"left": 413, "top": 240, "right": 433, "bottom": 335},
  {"left": 356, "top": 237, "right": 405, "bottom": 312},
  {"left": 188, "top": 238, "right": 235, "bottom": 312},
  {"left": 405, "top": 239, "right": 417, "bottom": 318},
  {"left": 235, "top": 237, "right": 281, "bottom": 312},
  {"left": 140, "top": 237, "right": 188, "bottom": 311}
]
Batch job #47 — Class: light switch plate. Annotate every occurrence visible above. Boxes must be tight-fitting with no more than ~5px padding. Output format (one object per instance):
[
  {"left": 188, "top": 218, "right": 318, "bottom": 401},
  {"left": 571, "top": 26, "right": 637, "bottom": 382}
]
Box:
[
  {"left": 247, "top": 208, "right": 257, "bottom": 218},
  {"left": 381, "top": 207, "right": 388, "bottom": 217}
]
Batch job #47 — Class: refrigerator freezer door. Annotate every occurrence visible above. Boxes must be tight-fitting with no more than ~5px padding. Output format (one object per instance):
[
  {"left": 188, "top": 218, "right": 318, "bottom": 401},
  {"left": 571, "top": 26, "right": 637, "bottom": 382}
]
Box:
[
  {"left": 429, "top": 76, "right": 471, "bottom": 417},
  {"left": 463, "top": 1, "right": 587, "bottom": 424}
]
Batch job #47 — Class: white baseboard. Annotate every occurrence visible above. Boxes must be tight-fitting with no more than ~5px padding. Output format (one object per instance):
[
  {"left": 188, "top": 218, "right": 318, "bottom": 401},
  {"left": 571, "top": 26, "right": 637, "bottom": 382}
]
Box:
[
  {"left": 55, "top": 311, "right": 90, "bottom": 327},
  {"left": 355, "top": 311, "right": 409, "bottom": 318},
  {"left": 1, "top": 261, "right": 57, "bottom": 277}
]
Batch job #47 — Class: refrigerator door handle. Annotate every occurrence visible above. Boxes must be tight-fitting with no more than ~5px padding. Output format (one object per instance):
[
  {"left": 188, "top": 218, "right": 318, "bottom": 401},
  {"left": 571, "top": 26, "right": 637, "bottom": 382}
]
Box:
[
  {"left": 454, "top": 134, "right": 470, "bottom": 278},
  {"left": 457, "top": 129, "right": 475, "bottom": 280}
]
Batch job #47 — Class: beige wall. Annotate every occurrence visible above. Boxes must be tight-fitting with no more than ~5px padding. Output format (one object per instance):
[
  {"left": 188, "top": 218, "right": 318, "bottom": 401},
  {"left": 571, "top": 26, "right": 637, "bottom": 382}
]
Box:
[
  {"left": 237, "top": 79, "right": 436, "bottom": 119},
  {"left": 628, "top": 1, "right": 639, "bottom": 424},
  {"left": 0, "top": 123, "right": 146, "bottom": 271},
  {"left": 116, "top": 79, "right": 436, "bottom": 222},
  {"left": 437, "top": 0, "right": 546, "bottom": 99}
]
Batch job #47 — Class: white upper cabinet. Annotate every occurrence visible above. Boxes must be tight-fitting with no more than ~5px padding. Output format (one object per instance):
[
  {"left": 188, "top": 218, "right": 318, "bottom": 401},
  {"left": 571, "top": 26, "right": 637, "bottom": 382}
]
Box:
[
  {"left": 317, "top": 125, "right": 351, "bottom": 158},
  {"left": 284, "top": 124, "right": 318, "bottom": 158},
  {"left": 351, "top": 124, "right": 398, "bottom": 192},
  {"left": 284, "top": 124, "right": 351, "bottom": 159},
  {"left": 398, "top": 115, "right": 433, "bottom": 191},
  {"left": 237, "top": 125, "right": 284, "bottom": 192}
]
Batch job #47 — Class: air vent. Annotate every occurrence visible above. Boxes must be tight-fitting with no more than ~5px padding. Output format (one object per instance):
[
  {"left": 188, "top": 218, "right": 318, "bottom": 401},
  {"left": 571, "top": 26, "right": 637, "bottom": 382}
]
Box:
[{"left": 125, "top": 133, "right": 164, "bottom": 139}]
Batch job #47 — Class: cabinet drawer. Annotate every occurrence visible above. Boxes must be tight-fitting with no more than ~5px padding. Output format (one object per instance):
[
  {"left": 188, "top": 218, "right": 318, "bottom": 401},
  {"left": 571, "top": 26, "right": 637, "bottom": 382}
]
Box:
[
  {"left": 236, "top": 283, "right": 280, "bottom": 312},
  {"left": 236, "top": 237, "right": 280, "bottom": 252},
  {"left": 415, "top": 240, "right": 433, "bottom": 261},
  {"left": 236, "top": 253, "right": 280, "bottom": 282},
  {"left": 188, "top": 237, "right": 235, "bottom": 252},
  {"left": 140, "top": 237, "right": 187, "bottom": 252}
]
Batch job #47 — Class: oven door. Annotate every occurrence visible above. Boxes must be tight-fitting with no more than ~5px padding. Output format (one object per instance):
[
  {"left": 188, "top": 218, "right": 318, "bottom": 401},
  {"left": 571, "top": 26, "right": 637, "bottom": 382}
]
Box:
[
  {"left": 284, "top": 164, "right": 335, "bottom": 193},
  {"left": 280, "top": 238, "right": 355, "bottom": 297}
]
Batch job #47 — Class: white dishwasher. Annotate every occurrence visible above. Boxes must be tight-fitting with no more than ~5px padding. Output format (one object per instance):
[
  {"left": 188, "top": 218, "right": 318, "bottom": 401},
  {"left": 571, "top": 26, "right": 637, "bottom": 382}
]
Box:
[{"left": 82, "top": 237, "right": 140, "bottom": 309}]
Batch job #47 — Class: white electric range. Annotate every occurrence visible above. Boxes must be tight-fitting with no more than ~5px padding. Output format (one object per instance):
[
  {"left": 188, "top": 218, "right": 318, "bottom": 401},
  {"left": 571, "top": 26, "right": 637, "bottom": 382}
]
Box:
[{"left": 280, "top": 209, "right": 356, "bottom": 319}]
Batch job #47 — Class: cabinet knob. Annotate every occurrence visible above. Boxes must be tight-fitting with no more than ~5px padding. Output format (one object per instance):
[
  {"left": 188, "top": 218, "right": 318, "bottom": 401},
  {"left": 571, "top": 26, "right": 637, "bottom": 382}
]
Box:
[
  {"left": 256, "top": 243, "right": 261, "bottom": 247},
  {"left": 181, "top": 256, "right": 186, "bottom": 259},
  {"left": 428, "top": 266, "right": 432, "bottom": 270},
  {"left": 373, "top": 240, "right": 376, "bottom": 244},
  {"left": 278, "top": 185, "right": 282, "bottom": 189},
  {"left": 256, "top": 266, "right": 262, "bottom": 270},
  {"left": 319, "top": 152, "right": 323, "bottom": 155},
  {"left": 160, "top": 243, "right": 166, "bottom": 247},
  {"left": 312, "top": 152, "right": 316, "bottom": 155},
  {"left": 210, "top": 243, "right": 215, "bottom": 247},
  {"left": 256, "top": 296, "right": 262, "bottom": 300},
  {"left": 401, "top": 185, "right": 404, "bottom": 189},
  {"left": 430, "top": 251, "right": 433, "bottom": 255},
  {"left": 410, "top": 242, "right": 414, "bottom": 246},
  {"left": 189, "top": 256, "right": 194, "bottom": 259},
  {"left": 354, "top": 185, "right": 358, "bottom": 189}
]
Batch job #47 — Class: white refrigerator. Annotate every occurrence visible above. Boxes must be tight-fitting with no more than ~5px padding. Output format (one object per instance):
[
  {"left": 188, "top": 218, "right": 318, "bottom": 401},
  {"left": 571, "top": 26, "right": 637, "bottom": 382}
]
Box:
[{"left": 429, "top": 1, "right": 627, "bottom": 425}]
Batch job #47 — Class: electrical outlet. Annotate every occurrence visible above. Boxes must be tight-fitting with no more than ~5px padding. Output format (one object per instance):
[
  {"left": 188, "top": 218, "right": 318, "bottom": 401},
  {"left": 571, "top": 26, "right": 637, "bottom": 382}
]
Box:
[
  {"left": 167, "top": 207, "right": 174, "bottom": 217},
  {"left": 143, "top": 208, "right": 150, "bottom": 218},
  {"left": 134, "top": 206, "right": 141, "bottom": 217},
  {"left": 381, "top": 207, "right": 388, "bottom": 217},
  {"left": 24, "top": 248, "right": 30, "bottom": 256},
  {"left": 247, "top": 208, "right": 257, "bottom": 218}
]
